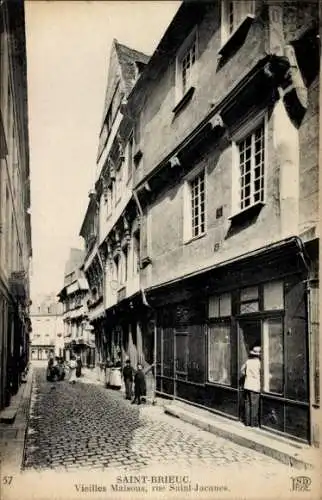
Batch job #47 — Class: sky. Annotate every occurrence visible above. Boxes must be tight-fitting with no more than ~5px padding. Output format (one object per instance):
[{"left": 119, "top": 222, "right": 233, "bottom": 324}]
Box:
[{"left": 25, "top": 0, "right": 180, "bottom": 300}]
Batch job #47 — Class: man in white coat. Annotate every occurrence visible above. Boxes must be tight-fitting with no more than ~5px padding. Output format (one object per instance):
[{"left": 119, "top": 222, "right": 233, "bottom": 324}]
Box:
[{"left": 240, "top": 346, "right": 261, "bottom": 427}]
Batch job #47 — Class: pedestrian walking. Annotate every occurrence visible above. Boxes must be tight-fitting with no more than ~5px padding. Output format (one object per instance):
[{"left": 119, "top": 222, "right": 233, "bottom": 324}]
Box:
[
  {"left": 123, "top": 359, "right": 134, "bottom": 400},
  {"left": 240, "top": 346, "right": 261, "bottom": 427},
  {"left": 132, "top": 363, "right": 146, "bottom": 405},
  {"left": 68, "top": 355, "right": 77, "bottom": 384},
  {"left": 76, "top": 355, "right": 82, "bottom": 378}
]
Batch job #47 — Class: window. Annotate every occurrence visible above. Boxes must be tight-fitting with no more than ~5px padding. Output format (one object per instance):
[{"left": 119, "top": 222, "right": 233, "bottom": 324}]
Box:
[
  {"left": 239, "top": 286, "right": 259, "bottom": 313},
  {"left": 238, "top": 122, "right": 265, "bottom": 210},
  {"left": 184, "top": 169, "right": 206, "bottom": 241},
  {"left": 132, "top": 231, "right": 140, "bottom": 275},
  {"left": 176, "top": 29, "right": 198, "bottom": 101},
  {"left": 191, "top": 171, "right": 206, "bottom": 237},
  {"left": 208, "top": 324, "right": 231, "bottom": 385},
  {"left": 263, "top": 319, "right": 284, "bottom": 395},
  {"left": 120, "top": 247, "right": 128, "bottom": 285},
  {"left": 127, "top": 135, "right": 133, "bottom": 181},
  {"left": 113, "top": 255, "right": 120, "bottom": 284},
  {"left": 208, "top": 293, "right": 231, "bottom": 318},
  {"left": 106, "top": 185, "right": 113, "bottom": 217},
  {"left": 221, "top": 1, "right": 255, "bottom": 45},
  {"left": 263, "top": 281, "right": 284, "bottom": 310},
  {"left": 175, "top": 333, "right": 188, "bottom": 379},
  {"left": 115, "top": 166, "right": 123, "bottom": 202}
]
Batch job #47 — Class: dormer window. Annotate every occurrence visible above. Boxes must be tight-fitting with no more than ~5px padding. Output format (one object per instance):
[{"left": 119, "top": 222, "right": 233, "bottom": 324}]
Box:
[
  {"left": 176, "top": 28, "right": 198, "bottom": 103},
  {"left": 221, "top": 1, "right": 255, "bottom": 46}
]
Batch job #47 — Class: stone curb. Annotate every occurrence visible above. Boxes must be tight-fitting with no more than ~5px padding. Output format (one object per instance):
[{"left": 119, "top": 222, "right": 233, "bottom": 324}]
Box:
[
  {"left": 164, "top": 404, "right": 315, "bottom": 470},
  {"left": 0, "top": 368, "right": 34, "bottom": 473}
]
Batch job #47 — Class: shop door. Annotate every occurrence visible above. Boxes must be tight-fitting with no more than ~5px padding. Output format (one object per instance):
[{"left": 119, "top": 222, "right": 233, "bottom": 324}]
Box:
[{"left": 238, "top": 319, "right": 261, "bottom": 422}]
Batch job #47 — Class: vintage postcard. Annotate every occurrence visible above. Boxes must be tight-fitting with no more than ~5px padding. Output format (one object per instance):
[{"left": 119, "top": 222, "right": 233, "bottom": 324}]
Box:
[{"left": 0, "top": 1, "right": 320, "bottom": 499}]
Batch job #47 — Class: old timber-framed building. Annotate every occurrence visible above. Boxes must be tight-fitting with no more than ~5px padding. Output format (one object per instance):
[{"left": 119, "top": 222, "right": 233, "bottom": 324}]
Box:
[
  {"left": 125, "top": 1, "right": 320, "bottom": 444},
  {"left": 77, "top": 1, "right": 319, "bottom": 445},
  {"left": 79, "top": 39, "right": 151, "bottom": 383}
]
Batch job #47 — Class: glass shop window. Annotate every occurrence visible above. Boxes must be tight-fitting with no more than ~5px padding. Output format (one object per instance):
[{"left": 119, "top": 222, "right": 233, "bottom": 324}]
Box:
[
  {"left": 175, "top": 333, "right": 189, "bottom": 379},
  {"left": 263, "top": 281, "right": 284, "bottom": 310},
  {"left": 263, "top": 318, "right": 284, "bottom": 395},
  {"left": 208, "top": 324, "right": 231, "bottom": 385},
  {"left": 208, "top": 292, "right": 231, "bottom": 318},
  {"left": 239, "top": 286, "right": 259, "bottom": 313}
]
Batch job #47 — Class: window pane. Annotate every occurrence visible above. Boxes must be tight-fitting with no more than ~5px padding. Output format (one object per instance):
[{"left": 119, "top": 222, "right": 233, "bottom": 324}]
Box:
[
  {"left": 240, "top": 301, "right": 259, "bottom": 314},
  {"left": 190, "top": 170, "right": 205, "bottom": 237},
  {"left": 163, "top": 327, "right": 174, "bottom": 377},
  {"left": 240, "top": 286, "right": 259, "bottom": 301},
  {"left": 175, "top": 334, "right": 188, "bottom": 376},
  {"left": 208, "top": 324, "right": 231, "bottom": 385},
  {"left": 263, "top": 319, "right": 284, "bottom": 394},
  {"left": 208, "top": 295, "right": 219, "bottom": 318},
  {"left": 284, "top": 279, "right": 308, "bottom": 401},
  {"left": 220, "top": 293, "right": 231, "bottom": 316},
  {"left": 264, "top": 281, "right": 284, "bottom": 310},
  {"left": 187, "top": 325, "right": 205, "bottom": 383}
]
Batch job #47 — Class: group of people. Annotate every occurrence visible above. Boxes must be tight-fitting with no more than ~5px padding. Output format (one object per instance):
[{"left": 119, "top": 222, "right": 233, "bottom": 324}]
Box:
[
  {"left": 122, "top": 360, "right": 147, "bottom": 405},
  {"left": 46, "top": 354, "right": 82, "bottom": 384}
]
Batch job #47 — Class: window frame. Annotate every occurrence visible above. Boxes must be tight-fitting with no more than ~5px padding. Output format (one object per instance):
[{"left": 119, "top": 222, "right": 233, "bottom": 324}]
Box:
[
  {"left": 221, "top": 0, "right": 255, "bottom": 47},
  {"left": 183, "top": 166, "right": 207, "bottom": 243},
  {"left": 175, "top": 27, "right": 198, "bottom": 104},
  {"left": 207, "top": 321, "right": 232, "bottom": 387},
  {"left": 231, "top": 111, "right": 268, "bottom": 218}
]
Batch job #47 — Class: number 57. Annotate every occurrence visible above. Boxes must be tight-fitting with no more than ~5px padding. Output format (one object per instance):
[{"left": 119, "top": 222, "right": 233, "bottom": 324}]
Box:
[{"left": 3, "top": 476, "right": 13, "bottom": 485}]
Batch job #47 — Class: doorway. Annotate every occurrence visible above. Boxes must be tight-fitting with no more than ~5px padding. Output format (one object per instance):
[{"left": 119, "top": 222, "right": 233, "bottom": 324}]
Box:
[{"left": 238, "top": 318, "right": 261, "bottom": 422}]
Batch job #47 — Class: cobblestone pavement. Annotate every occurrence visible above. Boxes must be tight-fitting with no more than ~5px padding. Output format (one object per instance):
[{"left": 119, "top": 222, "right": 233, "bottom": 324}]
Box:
[{"left": 23, "top": 368, "right": 288, "bottom": 474}]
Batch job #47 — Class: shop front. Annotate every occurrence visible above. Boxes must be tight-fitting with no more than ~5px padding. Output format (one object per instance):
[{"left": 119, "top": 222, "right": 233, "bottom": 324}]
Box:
[{"left": 153, "top": 238, "right": 315, "bottom": 443}]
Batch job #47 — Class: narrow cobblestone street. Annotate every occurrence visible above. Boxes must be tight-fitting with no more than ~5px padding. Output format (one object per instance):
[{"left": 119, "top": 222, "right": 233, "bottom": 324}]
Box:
[{"left": 23, "top": 367, "right": 288, "bottom": 475}]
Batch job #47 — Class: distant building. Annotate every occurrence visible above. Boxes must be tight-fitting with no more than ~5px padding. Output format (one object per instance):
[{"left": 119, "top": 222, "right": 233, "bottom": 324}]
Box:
[
  {"left": 58, "top": 248, "right": 95, "bottom": 366},
  {"left": 0, "top": 0, "right": 32, "bottom": 409},
  {"left": 29, "top": 294, "right": 63, "bottom": 360}
]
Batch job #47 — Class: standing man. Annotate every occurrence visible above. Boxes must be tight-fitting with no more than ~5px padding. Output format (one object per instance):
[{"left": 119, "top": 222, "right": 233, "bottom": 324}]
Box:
[
  {"left": 240, "top": 346, "right": 261, "bottom": 427},
  {"left": 123, "top": 359, "right": 133, "bottom": 400},
  {"left": 132, "top": 363, "right": 146, "bottom": 405},
  {"left": 76, "top": 354, "right": 82, "bottom": 378}
]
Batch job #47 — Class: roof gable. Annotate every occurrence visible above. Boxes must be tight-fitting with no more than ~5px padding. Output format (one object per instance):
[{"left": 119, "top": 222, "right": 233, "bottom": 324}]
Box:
[{"left": 100, "top": 39, "right": 150, "bottom": 132}]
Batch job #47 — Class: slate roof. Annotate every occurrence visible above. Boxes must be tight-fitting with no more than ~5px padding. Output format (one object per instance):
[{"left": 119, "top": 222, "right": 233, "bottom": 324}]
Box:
[
  {"left": 101, "top": 39, "right": 150, "bottom": 130},
  {"left": 115, "top": 40, "right": 150, "bottom": 96}
]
